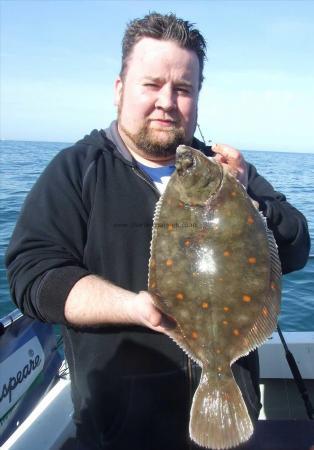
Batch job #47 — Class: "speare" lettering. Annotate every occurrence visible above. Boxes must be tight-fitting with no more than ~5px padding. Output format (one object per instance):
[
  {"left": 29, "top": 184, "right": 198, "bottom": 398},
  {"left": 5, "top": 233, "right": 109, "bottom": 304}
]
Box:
[{"left": 0, "top": 355, "right": 41, "bottom": 404}]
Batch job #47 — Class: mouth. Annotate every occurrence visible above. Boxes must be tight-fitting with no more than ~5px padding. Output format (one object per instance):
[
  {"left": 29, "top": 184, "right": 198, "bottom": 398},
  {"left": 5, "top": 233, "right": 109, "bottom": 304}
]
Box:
[
  {"left": 149, "top": 119, "right": 177, "bottom": 127},
  {"left": 175, "top": 145, "right": 194, "bottom": 175}
]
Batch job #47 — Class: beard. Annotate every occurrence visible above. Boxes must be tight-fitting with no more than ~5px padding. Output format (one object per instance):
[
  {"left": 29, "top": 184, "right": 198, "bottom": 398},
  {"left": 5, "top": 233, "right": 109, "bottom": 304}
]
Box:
[{"left": 119, "top": 120, "right": 188, "bottom": 157}]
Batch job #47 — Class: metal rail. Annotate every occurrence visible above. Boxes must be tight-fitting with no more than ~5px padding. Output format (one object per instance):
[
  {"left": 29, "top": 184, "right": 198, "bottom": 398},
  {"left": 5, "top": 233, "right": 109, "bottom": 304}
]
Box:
[
  {"left": 0, "top": 308, "right": 23, "bottom": 335},
  {"left": 277, "top": 324, "right": 314, "bottom": 420}
]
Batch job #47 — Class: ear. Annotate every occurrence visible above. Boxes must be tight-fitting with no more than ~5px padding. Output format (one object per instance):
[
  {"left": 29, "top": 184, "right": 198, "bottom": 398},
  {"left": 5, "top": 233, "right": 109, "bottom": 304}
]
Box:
[{"left": 114, "top": 77, "right": 123, "bottom": 107}]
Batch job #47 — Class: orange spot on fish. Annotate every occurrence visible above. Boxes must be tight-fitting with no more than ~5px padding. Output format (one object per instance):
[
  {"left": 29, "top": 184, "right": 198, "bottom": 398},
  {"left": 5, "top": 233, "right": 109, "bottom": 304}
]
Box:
[
  {"left": 176, "top": 292, "right": 184, "bottom": 301},
  {"left": 247, "top": 215, "right": 254, "bottom": 225},
  {"left": 178, "top": 201, "right": 184, "bottom": 208},
  {"left": 217, "top": 366, "right": 222, "bottom": 372},
  {"left": 223, "top": 306, "right": 230, "bottom": 312},
  {"left": 184, "top": 240, "right": 191, "bottom": 247},
  {"left": 150, "top": 282, "right": 156, "bottom": 289},
  {"left": 219, "top": 277, "right": 224, "bottom": 282},
  {"left": 271, "top": 282, "right": 277, "bottom": 290},
  {"left": 191, "top": 331, "right": 198, "bottom": 339},
  {"left": 202, "top": 302, "right": 209, "bottom": 309},
  {"left": 262, "top": 306, "right": 269, "bottom": 317},
  {"left": 216, "top": 348, "right": 221, "bottom": 354},
  {"left": 168, "top": 224, "right": 174, "bottom": 231},
  {"left": 150, "top": 258, "right": 156, "bottom": 268},
  {"left": 165, "top": 259, "right": 173, "bottom": 267},
  {"left": 233, "top": 329, "right": 240, "bottom": 336},
  {"left": 223, "top": 250, "right": 231, "bottom": 257},
  {"left": 222, "top": 320, "right": 228, "bottom": 326},
  {"left": 231, "top": 192, "right": 237, "bottom": 197},
  {"left": 242, "top": 294, "right": 252, "bottom": 303},
  {"left": 248, "top": 257, "right": 257, "bottom": 264}
]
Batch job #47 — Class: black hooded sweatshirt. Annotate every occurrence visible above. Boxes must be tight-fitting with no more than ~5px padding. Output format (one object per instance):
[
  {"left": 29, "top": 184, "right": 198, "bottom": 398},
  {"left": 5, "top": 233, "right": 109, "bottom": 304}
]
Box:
[{"left": 5, "top": 121, "right": 310, "bottom": 449}]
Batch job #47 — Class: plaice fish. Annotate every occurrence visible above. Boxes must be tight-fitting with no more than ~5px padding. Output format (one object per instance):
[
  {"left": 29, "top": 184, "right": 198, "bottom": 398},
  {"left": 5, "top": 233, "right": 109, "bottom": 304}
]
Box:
[{"left": 148, "top": 145, "right": 281, "bottom": 449}]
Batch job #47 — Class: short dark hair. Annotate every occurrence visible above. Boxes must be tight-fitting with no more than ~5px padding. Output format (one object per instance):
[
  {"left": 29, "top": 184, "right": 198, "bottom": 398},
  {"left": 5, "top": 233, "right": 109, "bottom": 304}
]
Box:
[{"left": 120, "top": 12, "right": 207, "bottom": 89}]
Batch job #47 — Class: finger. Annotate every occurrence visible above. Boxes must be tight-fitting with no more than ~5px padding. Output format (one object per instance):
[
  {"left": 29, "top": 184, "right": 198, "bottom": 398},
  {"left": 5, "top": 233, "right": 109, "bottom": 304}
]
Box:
[
  {"left": 212, "top": 143, "right": 243, "bottom": 162},
  {"left": 212, "top": 152, "right": 224, "bottom": 164},
  {"left": 212, "top": 144, "right": 248, "bottom": 188},
  {"left": 137, "top": 291, "right": 177, "bottom": 332},
  {"left": 147, "top": 303, "right": 177, "bottom": 330},
  {"left": 146, "top": 305, "right": 164, "bottom": 327},
  {"left": 212, "top": 144, "right": 225, "bottom": 162}
]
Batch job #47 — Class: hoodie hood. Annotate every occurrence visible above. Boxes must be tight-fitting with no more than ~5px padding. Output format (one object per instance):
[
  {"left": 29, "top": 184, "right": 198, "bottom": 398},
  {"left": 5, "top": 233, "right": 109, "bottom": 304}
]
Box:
[{"left": 75, "top": 120, "right": 212, "bottom": 166}]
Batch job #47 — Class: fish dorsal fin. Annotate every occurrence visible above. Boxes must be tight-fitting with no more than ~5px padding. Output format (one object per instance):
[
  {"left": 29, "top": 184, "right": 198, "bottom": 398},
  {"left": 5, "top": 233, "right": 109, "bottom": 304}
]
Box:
[{"left": 232, "top": 216, "right": 282, "bottom": 362}]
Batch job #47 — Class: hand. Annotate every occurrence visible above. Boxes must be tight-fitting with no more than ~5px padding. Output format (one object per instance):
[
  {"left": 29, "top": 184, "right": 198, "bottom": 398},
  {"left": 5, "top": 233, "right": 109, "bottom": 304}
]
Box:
[
  {"left": 212, "top": 143, "right": 248, "bottom": 188},
  {"left": 133, "top": 291, "right": 177, "bottom": 334}
]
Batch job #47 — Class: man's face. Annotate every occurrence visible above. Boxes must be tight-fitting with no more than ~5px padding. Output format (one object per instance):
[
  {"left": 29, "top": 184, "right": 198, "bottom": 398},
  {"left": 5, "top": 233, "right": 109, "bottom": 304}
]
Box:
[{"left": 115, "top": 37, "right": 200, "bottom": 161}]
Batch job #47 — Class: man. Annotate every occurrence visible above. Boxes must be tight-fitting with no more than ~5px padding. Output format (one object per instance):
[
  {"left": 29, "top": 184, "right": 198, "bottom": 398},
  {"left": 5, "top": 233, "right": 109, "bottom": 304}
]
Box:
[{"left": 6, "top": 12, "right": 310, "bottom": 450}]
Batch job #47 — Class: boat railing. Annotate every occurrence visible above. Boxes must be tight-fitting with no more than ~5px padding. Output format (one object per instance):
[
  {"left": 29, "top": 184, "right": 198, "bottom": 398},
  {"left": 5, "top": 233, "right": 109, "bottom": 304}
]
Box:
[{"left": 0, "top": 308, "right": 23, "bottom": 335}]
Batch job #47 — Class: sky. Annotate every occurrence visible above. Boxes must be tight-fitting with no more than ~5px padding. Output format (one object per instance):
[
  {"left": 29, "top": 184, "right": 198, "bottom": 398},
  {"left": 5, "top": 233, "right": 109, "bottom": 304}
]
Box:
[{"left": 1, "top": 0, "right": 314, "bottom": 153}]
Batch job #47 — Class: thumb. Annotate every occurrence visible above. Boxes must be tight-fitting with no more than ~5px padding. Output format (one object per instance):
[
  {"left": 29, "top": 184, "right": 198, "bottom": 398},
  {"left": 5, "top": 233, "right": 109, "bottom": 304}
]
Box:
[
  {"left": 145, "top": 304, "right": 163, "bottom": 327},
  {"left": 145, "top": 301, "right": 176, "bottom": 330}
]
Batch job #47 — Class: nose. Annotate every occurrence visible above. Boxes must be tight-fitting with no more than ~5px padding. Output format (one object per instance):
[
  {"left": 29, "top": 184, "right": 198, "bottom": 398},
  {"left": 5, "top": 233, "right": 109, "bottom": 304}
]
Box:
[{"left": 155, "top": 85, "right": 177, "bottom": 111}]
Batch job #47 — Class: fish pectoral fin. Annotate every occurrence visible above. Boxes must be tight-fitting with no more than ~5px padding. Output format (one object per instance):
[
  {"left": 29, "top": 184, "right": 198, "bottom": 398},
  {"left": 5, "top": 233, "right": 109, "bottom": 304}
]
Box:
[{"left": 189, "top": 370, "right": 253, "bottom": 449}]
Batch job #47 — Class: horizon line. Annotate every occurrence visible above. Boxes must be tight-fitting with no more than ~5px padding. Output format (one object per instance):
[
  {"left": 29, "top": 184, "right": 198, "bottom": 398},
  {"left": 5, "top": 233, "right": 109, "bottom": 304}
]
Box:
[{"left": 1, "top": 138, "right": 313, "bottom": 155}]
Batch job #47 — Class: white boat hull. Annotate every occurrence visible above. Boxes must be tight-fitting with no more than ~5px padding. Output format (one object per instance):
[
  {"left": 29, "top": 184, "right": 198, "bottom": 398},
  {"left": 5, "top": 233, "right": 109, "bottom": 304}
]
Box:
[{"left": 2, "top": 331, "right": 314, "bottom": 449}]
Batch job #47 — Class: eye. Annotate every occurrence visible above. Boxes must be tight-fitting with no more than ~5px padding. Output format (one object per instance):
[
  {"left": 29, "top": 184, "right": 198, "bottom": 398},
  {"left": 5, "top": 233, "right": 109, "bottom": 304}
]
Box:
[
  {"left": 176, "top": 86, "right": 192, "bottom": 95},
  {"left": 143, "top": 83, "right": 159, "bottom": 88}
]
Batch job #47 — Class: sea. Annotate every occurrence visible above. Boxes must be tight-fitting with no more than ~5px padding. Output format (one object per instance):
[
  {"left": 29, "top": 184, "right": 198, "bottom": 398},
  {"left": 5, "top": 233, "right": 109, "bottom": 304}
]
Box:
[{"left": 0, "top": 140, "right": 313, "bottom": 331}]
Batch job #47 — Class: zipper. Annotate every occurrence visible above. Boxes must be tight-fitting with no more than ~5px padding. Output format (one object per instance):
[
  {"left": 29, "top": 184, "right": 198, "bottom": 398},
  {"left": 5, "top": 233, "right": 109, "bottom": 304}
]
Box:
[{"left": 132, "top": 166, "right": 161, "bottom": 197}]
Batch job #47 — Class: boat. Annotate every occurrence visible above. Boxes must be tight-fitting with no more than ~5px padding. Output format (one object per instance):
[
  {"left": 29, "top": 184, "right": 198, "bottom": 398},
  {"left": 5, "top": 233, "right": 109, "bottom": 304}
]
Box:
[{"left": 1, "top": 309, "right": 313, "bottom": 450}]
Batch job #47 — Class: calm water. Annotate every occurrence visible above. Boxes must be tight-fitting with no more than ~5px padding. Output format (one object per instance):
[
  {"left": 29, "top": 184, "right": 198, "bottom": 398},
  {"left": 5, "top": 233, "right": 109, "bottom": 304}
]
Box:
[{"left": 0, "top": 140, "right": 313, "bottom": 331}]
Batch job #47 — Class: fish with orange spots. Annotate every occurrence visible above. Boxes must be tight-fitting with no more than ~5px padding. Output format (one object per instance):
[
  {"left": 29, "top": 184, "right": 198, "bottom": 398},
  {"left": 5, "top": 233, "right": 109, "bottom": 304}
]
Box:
[{"left": 148, "top": 145, "right": 281, "bottom": 449}]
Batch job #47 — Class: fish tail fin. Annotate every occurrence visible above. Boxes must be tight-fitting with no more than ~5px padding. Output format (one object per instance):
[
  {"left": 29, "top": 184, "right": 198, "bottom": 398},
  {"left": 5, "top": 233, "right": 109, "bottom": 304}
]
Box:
[{"left": 189, "top": 370, "right": 254, "bottom": 449}]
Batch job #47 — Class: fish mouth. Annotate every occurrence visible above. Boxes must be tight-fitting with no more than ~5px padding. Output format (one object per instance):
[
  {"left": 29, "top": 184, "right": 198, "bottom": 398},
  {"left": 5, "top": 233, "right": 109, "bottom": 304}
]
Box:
[{"left": 175, "top": 145, "right": 194, "bottom": 175}]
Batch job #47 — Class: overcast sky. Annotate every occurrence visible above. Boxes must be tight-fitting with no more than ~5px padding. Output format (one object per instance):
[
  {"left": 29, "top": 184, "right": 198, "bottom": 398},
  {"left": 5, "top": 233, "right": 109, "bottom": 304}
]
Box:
[{"left": 1, "top": 0, "right": 314, "bottom": 152}]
